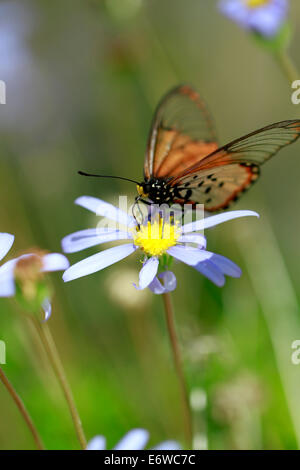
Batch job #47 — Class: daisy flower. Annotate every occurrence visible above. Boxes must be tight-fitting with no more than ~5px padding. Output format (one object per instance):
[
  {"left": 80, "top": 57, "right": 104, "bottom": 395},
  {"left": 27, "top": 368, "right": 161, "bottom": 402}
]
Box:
[
  {"left": 87, "top": 428, "right": 180, "bottom": 450},
  {"left": 219, "top": 0, "right": 288, "bottom": 37},
  {"left": 62, "top": 196, "right": 259, "bottom": 292},
  {"left": 0, "top": 233, "right": 69, "bottom": 320}
]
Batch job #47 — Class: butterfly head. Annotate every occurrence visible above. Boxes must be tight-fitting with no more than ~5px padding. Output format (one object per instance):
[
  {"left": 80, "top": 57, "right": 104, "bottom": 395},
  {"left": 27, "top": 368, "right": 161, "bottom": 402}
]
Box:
[
  {"left": 137, "top": 178, "right": 176, "bottom": 205},
  {"left": 136, "top": 182, "right": 151, "bottom": 199}
]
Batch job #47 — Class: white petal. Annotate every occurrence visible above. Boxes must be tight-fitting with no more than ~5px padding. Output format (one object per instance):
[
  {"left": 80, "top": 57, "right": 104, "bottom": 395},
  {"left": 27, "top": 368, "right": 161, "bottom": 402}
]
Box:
[
  {"left": 42, "top": 298, "right": 52, "bottom": 322},
  {"left": 167, "top": 246, "right": 213, "bottom": 266},
  {"left": 75, "top": 196, "right": 135, "bottom": 228},
  {"left": 178, "top": 234, "right": 206, "bottom": 248},
  {"left": 0, "top": 233, "right": 14, "bottom": 261},
  {"left": 62, "top": 228, "right": 132, "bottom": 253},
  {"left": 86, "top": 436, "right": 106, "bottom": 450},
  {"left": 42, "top": 253, "right": 70, "bottom": 272},
  {"left": 63, "top": 244, "right": 136, "bottom": 282},
  {"left": 0, "top": 274, "right": 15, "bottom": 297},
  {"left": 0, "top": 278, "right": 15, "bottom": 297},
  {"left": 0, "top": 259, "right": 17, "bottom": 297},
  {"left": 114, "top": 429, "right": 149, "bottom": 450},
  {"left": 138, "top": 257, "right": 159, "bottom": 289},
  {"left": 153, "top": 440, "right": 181, "bottom": 450},
  {"left": 182, "top": 210, "right": 259, "bottom": 234},
  {"left": 0, "top": 258, "right": 18, "bottom": 276}
]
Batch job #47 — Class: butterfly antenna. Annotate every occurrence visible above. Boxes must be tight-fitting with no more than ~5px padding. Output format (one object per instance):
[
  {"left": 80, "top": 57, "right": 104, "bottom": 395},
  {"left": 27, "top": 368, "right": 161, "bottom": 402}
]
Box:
[{"left": 78, "top": 171, "right": 139, "bottom": 185}]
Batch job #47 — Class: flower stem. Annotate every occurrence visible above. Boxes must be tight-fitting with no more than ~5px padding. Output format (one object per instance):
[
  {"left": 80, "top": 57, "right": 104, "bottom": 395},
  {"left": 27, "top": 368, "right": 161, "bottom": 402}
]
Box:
[
  {"left": 32, "top": 318, "right": 87, "bottom": 449},
  {"left": 274, "top": 49, "right": 299, "bottom": 84},
  {"left": 0, "top": 366, "right": 45, "bottom": 450},
  {"left": 162, "top": 292, "right": 193, "bottom": 448}
]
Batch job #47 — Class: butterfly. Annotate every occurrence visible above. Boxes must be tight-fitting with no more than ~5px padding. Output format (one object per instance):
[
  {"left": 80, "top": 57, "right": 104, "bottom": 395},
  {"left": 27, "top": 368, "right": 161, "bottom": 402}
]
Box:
[
  {"left": 137, "top": 84, "right": 300, "bottom": 211},
  {"left": 79, "top": 84, "right": 300, "bottom": 212}
]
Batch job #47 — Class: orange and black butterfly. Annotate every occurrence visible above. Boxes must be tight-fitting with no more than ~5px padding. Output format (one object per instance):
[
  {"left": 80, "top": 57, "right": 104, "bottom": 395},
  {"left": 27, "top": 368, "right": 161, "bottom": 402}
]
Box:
[{"left": 80, "top": 84, "right": 300, "bottom": 212}]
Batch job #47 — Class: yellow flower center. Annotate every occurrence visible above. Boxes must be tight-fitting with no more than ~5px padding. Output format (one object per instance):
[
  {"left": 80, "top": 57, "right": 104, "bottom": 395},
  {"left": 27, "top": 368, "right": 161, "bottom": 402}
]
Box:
[
  {"left": 133, "top": 219, "right": 180, "bottom": 257},
  {"left": 245, "top": 0, "right": 269, "bottom": 8}
]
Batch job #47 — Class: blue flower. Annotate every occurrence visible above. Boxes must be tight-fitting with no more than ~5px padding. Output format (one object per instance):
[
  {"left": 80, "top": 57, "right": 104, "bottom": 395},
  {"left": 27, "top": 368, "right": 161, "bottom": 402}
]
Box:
[
  {"left": 86, "top": 428, "right": 180, "bottom": 450},
  {"left": 219, "top": 0, "right": 288, "bottom": 37},
  {"left": 0, "top": 233, "right": 69, "bottom": 320},
  {"left": 62, "top": 196, "right": 259, "bottom": 291}
]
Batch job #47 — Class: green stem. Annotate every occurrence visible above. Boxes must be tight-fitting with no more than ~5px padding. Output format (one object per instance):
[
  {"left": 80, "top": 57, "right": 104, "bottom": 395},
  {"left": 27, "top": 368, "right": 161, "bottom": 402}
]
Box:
[
  {"left": 0, "top": 366, "right": 45, "bottom": 450},
  {"left": 32, "top": 319, "right": 87, "bottom": 449},
  {"left": 162, "top": 293, "right": 193, "bottom": 448},
  {"left": 274, "top": 49, "right": 299, "bottom": 84}
]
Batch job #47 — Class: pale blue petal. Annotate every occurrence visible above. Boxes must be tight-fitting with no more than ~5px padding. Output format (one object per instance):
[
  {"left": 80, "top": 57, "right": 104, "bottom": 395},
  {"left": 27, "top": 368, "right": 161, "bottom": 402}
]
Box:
[
  {"left": 178, "top": 234, "right": 206, "bottom": 248},
  {"left": 63, "top": 244, "right": 136, "bottom": 282},
  {"left": 219, "top": 0, "right": 287, "bottom": 37},
  {"left": 195, "top": 260, "right": 225, "bottom": 287},
  {"left": 167, "top": 246, "right": 213, "bottom": 266},
  {"left": 250, "top": 6, "right": 286, "bottom": 36},
  {"left": 209, "top": 253, "right": 242, "bottom": 278},
  {"left": 62, "top": 228, "right": 132, "bottom": 253},
  {"left": 147, "top": 277, "right": 167, "bottom": 295},
  {"left": 42, "top": 253, "right": 70, "bottom": 272},
  {"left": 42, "top": 298, "right": 52, "bottom": 322},
  {"left": 137, "top": 257, "right": 159, "bottom": 290},
  {"left": 159, "top": 271, "right": 177, "bottom": 291},
  {"left": 153, "top": 441, "right": 181, "bottom": 450},
  {"left": 114, "top": 429, "right": 149, "bottom": 450},
  {"left": 86, "top": 436, "right": 106, "bottom": 450},
  {"left": 182, "top": 210, "right": 259, "bottom": 234},
  {"left": 148, "top": 271, "right": 177, "bottom": 295},
  {"left": 219, "top": 0, "right": 249, "bottom": 27},
  {"left": 0, "top": 233, "right": 14, "bottom": 261},
  {"left": 75, "top": 196, "right": 136, "bottom": 228}
]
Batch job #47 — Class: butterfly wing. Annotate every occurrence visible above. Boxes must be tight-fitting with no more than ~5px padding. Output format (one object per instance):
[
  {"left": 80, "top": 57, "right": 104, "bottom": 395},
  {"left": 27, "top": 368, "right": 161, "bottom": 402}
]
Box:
[
  {"left": 144, "top": 84, "right": 218, "bottom": 179},
  {"left": 171, "top": 120, "right": 300, "bottom": 211}
]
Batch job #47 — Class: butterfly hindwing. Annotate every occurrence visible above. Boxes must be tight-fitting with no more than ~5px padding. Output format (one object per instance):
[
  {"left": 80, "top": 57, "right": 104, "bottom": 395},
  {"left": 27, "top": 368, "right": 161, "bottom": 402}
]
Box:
[
  {"left": 171, "top": 163, "right": 260, "bottom": 211},
  {"left": 169, "top": 119, "right": 300, "bottom": 211}
]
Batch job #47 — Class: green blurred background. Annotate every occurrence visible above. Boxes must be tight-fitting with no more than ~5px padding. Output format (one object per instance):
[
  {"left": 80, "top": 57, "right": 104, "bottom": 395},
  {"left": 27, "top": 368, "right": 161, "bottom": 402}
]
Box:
[{"left": 1, "top": 0, "right": 300, "bottom": 450}]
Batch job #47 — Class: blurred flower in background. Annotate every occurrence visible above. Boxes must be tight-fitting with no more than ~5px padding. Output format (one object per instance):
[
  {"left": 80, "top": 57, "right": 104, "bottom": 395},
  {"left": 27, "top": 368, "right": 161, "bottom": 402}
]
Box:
[
  {"left": 0, "top": 233, "right": 69, "bottom": 320},
  {"left": 0, "top": 1, "right": 34, "bottom": 80},
  {"left": 212, "top": 373, "right": 265, "bottom": 449},
  {"left": 105, "top": 267, "right": 151, "bottom": 311},
  {"left": 87, "top": 428, "right": 180, "bottom": 450},
  {"left": 62, "top": 196, "right": 259, "bottom": 290},
  {"left": 219, "top": 0, "right": 288, "bottom": 37}
]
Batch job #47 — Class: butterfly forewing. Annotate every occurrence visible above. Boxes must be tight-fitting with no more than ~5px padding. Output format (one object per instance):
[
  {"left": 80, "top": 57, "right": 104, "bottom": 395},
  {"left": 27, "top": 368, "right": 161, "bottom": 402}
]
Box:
[
  {"left": 198, "top": 120, "right": 300, "bottom": 167},
  {"left": 144, "top": 84, "right": 218, "bottom": 179}
]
